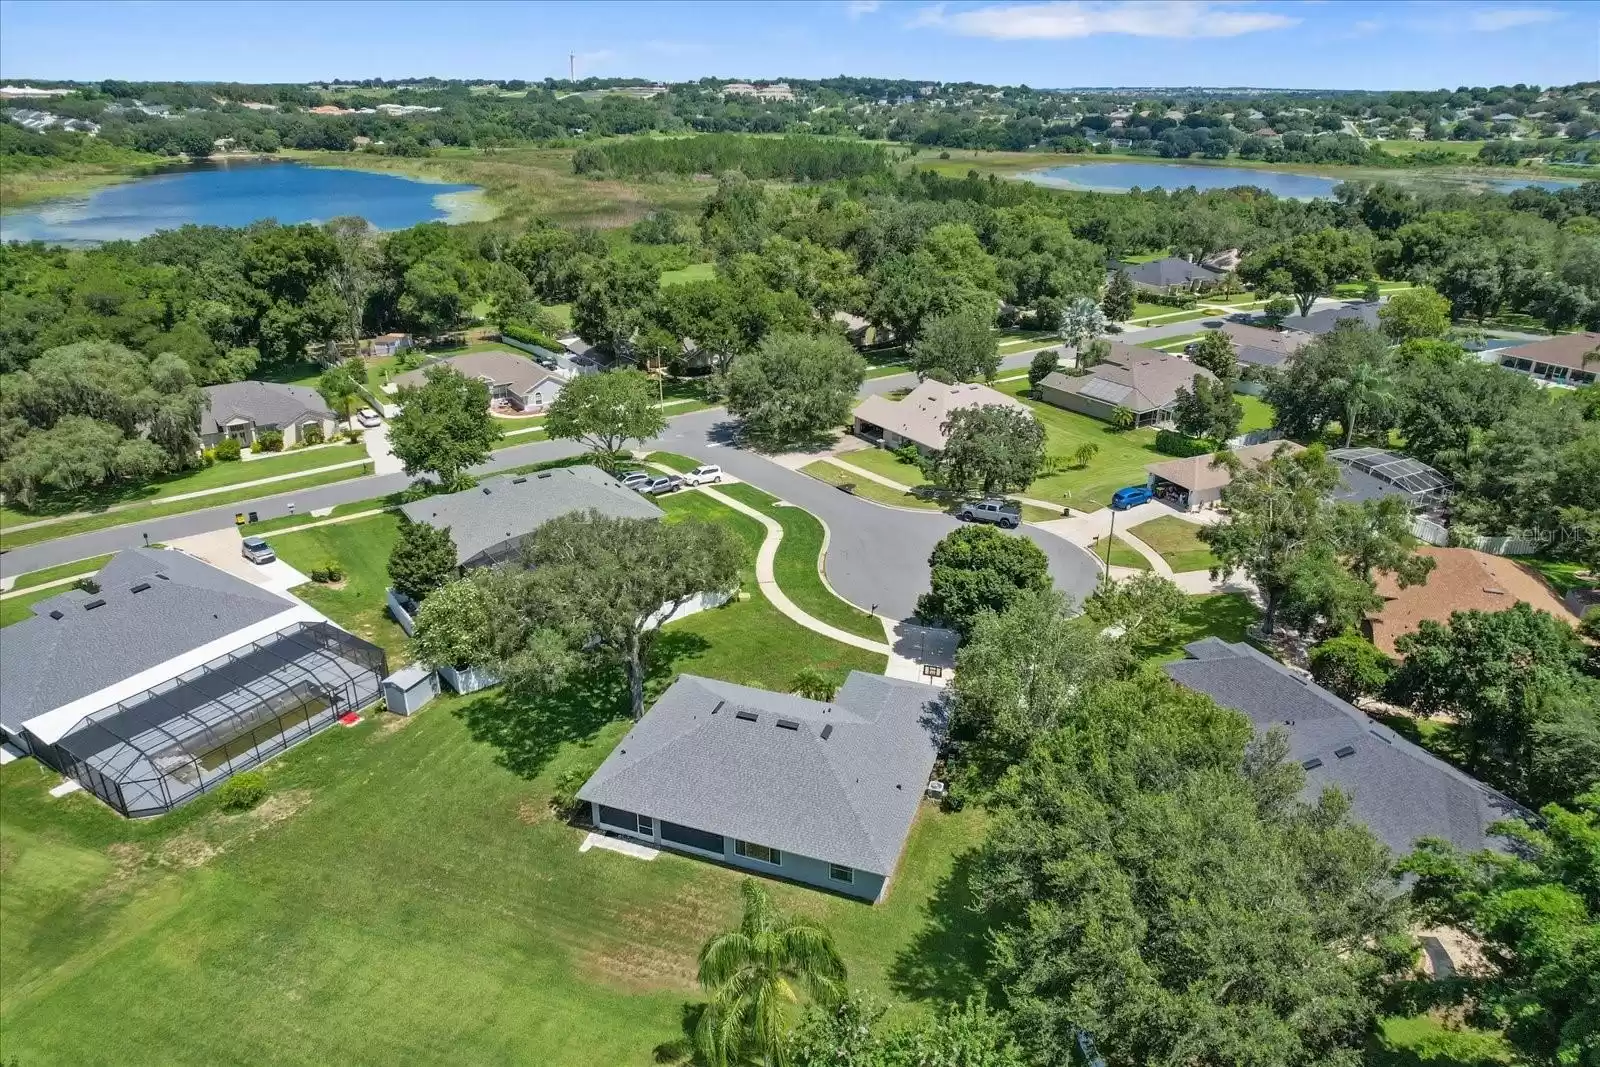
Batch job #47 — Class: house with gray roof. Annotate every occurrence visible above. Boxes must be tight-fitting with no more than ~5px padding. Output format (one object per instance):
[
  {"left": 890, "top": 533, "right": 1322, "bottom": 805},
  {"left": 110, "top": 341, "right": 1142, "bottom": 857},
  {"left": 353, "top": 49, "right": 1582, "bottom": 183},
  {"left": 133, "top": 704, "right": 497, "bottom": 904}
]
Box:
[
  {"left": 1165, "top": 639, "right": 1522, "bottom": 857},
  {"left": 388, "top": 350, "right": 569, "bottom": 413},
  {"left": 200, "top": 381, "right": 337, "bottom": 449},
  {"left": 399, "top": 465, "right": 664, "bottom": 570},
  {"left": 578, "top": 671, "right": 946, "bottom": 902},
  {"left": 1219, "top": 321, "right": 1313, "bottom": 370},
  {"left": 1036, "top": 344, "right": 1217, "bottom": 427},
  {"left": 1285, "top": 301, "right": 1381, "bottom": 336},
  {"left": 1116, "top": 256, "right": 1222, "bottom": 292},
  {"left": 0, "top": 548, "right": 387, "bottom": 817}
]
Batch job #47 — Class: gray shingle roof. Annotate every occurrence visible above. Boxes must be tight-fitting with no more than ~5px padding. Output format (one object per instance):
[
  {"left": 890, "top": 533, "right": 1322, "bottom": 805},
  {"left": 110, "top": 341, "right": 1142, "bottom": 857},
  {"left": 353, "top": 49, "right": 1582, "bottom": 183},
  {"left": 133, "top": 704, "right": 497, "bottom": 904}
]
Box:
[
  {"left": 390, "top": 350, "right": 563, "bottom": 396},
  {"left": 578, "top": 672, "right": 946, "bottom": 875},
  {"left": 399, "top": 465, "right": 664, "bottom": 567},
  {"left": 0, "top": 548, "right": 292, "bottom": 734},
  {"left": 200, "top": 381, "right": 333, "bottom": 436},
  {"left": 1164, "top": 640, "right": 1523, "bottom": 856},
  {"left": 1040, "top": 344, "right": 1217, "bottom": 414},
  {"left": 1121, "top": 257, "right": 1222, "bottom": 288},
  {"left": 1285, "top": 301, "right": 1381, "bottom": 336}
]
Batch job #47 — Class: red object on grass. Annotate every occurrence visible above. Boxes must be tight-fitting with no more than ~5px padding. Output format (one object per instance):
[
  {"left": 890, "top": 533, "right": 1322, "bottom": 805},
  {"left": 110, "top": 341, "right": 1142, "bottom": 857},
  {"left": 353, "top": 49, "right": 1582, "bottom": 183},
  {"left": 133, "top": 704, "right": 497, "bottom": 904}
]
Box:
[{"left": 338, "top": 712, "right": 361, "bottom": 726}]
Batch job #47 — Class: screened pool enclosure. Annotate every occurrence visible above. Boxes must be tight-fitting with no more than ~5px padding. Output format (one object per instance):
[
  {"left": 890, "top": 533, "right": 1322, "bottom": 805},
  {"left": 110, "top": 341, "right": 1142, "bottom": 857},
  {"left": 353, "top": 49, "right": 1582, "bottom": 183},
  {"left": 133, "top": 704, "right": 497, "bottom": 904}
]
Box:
[{"left": 38, "top": 621, "right": 387, "bottom": 817}]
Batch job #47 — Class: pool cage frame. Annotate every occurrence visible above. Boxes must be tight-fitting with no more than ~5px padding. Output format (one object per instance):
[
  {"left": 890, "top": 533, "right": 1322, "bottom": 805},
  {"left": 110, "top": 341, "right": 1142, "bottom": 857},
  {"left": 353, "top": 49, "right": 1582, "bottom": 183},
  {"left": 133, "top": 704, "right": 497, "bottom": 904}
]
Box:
[{"left": 37, "top": 621, "right": 388, "bottom": 818}]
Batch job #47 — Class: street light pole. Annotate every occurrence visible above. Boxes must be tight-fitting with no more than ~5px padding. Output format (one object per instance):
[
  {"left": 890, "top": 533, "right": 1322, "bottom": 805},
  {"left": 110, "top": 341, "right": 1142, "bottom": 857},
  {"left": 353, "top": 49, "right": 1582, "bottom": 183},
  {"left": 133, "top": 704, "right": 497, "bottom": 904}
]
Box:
[{"left": 1103, "top": 506, "right": 1116, "bottom": 581}]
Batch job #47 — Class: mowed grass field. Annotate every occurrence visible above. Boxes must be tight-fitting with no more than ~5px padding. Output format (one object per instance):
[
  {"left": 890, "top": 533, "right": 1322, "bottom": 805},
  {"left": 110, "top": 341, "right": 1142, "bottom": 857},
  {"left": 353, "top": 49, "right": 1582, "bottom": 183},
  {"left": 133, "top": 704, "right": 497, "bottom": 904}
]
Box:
[
  {"left": 0, "top": 490, "right": 947, "bottom": 1066},
  {"left": 995, "top": 380, "right": 1164, "bottom": 510},
  {"left": 1127, "top": 515, "right": 1218, "bottom": 573}
]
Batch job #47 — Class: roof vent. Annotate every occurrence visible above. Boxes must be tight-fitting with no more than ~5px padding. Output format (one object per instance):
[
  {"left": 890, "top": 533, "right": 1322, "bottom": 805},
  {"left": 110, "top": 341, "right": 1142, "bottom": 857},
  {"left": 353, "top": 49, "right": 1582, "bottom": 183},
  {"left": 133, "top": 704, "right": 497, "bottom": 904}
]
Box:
[
  {"left": 511, "top": 477, "right": 528, "bottom": 485},
  {"left": 1302, "top": 757, "right": 1323, "bottom": 770},
  {"left": 735, "top": 710, "right": 758, "bottom": 723},
  {"left": 537, "top": 471, "right": 553, "bottom": 479},
  {"left": 83, "top": 598, "right": 107, "bottom": 610},
  {"left": 155, "top": 573, "right": 169, "bottom": 580},
  {"left": 48, "top": 609, "right": 64, "bottom": 620},
  {"left": 712, "top": 700, "right": 725, "bottom": 715},
  {"left": 775, "top": 718, "right": 800, "bottom": 731},
  {"left": 1334, "top": 745, "right": 1356, "bottom": 759},
  {"left": 130, "top": 582, "right": 151, "bottom": 594},
  {"left": 481, "top": 486, "right": 492, "bottom": 495},
  {"left": 820, "top": 723, "right": 833, "bottom": 740}
]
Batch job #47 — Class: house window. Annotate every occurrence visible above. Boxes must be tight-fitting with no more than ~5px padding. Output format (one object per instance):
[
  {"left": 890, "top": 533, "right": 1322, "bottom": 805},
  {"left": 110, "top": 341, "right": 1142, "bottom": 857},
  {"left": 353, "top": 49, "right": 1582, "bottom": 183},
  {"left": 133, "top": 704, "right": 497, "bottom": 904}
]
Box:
[
  {"left": 661, "top": 821, "right": 724, "bottom": 855},
  {"left": 597, "top": 804, "right": 652, "bottom": 837},
  {"left": 734, "top": 840, "right": 781, "bottom": 866},
  {"left": 828, "top": 864, "right": 854, "bottom": 884}
]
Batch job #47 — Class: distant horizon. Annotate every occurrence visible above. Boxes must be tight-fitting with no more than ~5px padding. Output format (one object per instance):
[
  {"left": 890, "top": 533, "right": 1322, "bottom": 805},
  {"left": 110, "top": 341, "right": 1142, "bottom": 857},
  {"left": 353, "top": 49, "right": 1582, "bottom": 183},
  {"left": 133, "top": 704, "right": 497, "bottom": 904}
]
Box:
[{"left": 1, "top": 1, "right": 1591, "bottom": 91}]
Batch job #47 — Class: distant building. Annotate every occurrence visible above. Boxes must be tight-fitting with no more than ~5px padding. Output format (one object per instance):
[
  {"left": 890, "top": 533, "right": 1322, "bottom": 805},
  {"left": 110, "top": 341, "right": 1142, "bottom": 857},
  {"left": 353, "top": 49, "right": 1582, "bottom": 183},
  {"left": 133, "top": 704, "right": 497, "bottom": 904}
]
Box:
[
  {"left": 0, "top": 84, "right": 74, "bottom": 99},
  {"left": 388, "top": 350, "right": 569, "bottom": 413},
  {"left": 1493, "top": 331, "right": 1599, "bottom": 388},
  {"left": 1366, "top": 547, "right": 1582, "bottom": 656},
  {"left": 1116, "top": 256, "right": 1223, "bottom": 292},
  {"left": 369, "top": 332, "right": 411, "bottom": 358}
]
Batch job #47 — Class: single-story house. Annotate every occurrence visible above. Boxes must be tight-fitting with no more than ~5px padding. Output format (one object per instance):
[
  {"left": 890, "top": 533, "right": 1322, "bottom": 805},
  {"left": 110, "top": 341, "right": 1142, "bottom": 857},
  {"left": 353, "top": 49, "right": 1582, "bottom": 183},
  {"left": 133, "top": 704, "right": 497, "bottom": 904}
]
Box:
[
  {"left": 1366, "top": 547, "right": 1582, "bottom": 656},
  {"left": 399, "top": 465, "right": 664, "bottom": 570},
  {"left": 1219, "top": 322, "right": 1313, "bottom": 370},
  {"left": 370, "top": 332, "right": 412, "bottom": 357},
  {"left": 200, "top": 381, "right": 338, "bottom": 449},
  {"left": 1284, "top": 301, "right": 1380, "bottom": 336},
  {"left": 851, "top": 379, "right": 1031, "bottom": 454},
  {"left": 0, "top": 548, "right": 387, "bottom": 817},
  {"left": 1036, "top": 344, "right": 1217, "bottom": 427},
  {"left": 1165, "top": 639, "right": 1523, "bottom": 857},
  {"left": 1494, "top": 331, "right": 1599, "bottom": 388},
  {"left": 578, "top": 671, "right": 946, "bottom": 903},
  {"left": 389, "top": 350, "right": 568, "bottom": 413},
  {"left": 1145, "top": 440, "right": 1303, "bottom": 511},
  {"left": 1115, "top": 256, "right": 1222, "bottom": 292}
]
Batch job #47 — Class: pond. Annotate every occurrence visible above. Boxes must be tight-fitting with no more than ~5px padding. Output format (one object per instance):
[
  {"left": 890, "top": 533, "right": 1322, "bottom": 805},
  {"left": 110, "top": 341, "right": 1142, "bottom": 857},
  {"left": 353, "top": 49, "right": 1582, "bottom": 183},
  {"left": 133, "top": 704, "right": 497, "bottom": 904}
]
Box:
[
  {"left": 1018, "top": 161, "right": 1582, "bottom": 200},
  {"left": 0, "top": 160, "right": 484, "bottom": 245}
]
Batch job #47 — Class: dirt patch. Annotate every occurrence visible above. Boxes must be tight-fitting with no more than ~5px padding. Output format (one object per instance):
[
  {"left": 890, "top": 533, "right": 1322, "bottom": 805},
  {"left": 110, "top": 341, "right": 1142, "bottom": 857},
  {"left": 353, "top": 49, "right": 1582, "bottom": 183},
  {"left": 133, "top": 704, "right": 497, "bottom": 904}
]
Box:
[
  {"left": 574, "top": 881, "right": 734, "bottom": 992},
  {"left": 312, "top": 578, "right": 348, "bottom": 591},
  {"left": 516, "top": 798, "right": 549, "bottom": 826},
  {"left": 156, "top": 832, "right": 222, "bottom": 870},
  {"left": 573, "top": 934, "right": 702, "bottom": 993},
  {"left": 247, "top": 788, "right": 313, "bottom": 830},
  {"left": 378, "top": 712, "right": 415, "bottom": 735}
]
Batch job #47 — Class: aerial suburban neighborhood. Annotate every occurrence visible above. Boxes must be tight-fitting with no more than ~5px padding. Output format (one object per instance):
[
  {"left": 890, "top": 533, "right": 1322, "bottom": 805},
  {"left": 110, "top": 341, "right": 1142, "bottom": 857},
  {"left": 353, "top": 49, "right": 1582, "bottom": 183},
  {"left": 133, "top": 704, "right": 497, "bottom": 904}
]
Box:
[{"left": 0, "top": 3, "right": 1597, "bottom": 1065}]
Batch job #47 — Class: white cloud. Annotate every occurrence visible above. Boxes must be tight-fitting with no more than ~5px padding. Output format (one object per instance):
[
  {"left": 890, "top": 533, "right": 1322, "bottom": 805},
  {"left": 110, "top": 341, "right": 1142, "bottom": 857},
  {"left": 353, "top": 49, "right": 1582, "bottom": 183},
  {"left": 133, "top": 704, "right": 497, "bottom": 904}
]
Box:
[
  {"left": 1468, "top": 7, "right": 1560, "bottom": 30},
  {"left": 846, "top": 0, "right": 883, "bottom": 16},
  {"left": 909, "top": 1, "right": 1299, "bottom": 39},
  {"left": 1346, "top": 17, "right": 1382, "bottom": 37}
]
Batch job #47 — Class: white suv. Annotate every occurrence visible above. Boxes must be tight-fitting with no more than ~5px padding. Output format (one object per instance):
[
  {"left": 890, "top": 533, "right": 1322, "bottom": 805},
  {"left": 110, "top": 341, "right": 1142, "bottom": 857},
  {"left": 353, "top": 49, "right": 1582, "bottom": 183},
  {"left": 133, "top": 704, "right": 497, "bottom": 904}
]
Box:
[{"left": 682, "top": 465, "right": 723, "bottom": 486}]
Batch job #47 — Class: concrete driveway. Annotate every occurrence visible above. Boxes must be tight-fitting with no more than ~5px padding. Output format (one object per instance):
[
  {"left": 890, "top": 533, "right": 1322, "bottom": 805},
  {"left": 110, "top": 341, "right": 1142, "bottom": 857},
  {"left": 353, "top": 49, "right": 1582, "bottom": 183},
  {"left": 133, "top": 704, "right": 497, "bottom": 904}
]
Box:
[
  {"left": 163, "top": 528, "right": 310, "bottom": 597},
  {"left": 362, "top": 420, "right": 404, "bottom": 476}
]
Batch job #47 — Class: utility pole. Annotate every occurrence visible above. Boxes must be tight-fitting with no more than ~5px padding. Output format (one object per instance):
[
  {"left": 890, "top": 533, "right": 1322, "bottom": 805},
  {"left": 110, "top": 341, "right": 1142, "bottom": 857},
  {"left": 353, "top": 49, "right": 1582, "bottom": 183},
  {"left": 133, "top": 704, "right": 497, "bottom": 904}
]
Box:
[
  {"left": 1103, "top": 507, "right": 1116, "bottom": 580},
  {"left": 569, "top": 53, "right": 576, "bottom": 82}
]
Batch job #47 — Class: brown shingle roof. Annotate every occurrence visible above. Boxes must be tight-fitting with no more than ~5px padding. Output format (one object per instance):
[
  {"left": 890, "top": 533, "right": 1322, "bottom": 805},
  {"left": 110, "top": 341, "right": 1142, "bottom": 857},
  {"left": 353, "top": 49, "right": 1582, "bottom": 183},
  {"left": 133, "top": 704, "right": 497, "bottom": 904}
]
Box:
[
  {"left": 1496, "top": 332, "right": 1600, "bottom": 373},
  {"left": 1369, "top": 547, "right": 1580, "bottom": 655},
  {"left": 1041, "top": 345, "right": 1217, "bottom": 414},
  {"left": 1145, "top": 440, "right": 1303, "bottom": 492}
]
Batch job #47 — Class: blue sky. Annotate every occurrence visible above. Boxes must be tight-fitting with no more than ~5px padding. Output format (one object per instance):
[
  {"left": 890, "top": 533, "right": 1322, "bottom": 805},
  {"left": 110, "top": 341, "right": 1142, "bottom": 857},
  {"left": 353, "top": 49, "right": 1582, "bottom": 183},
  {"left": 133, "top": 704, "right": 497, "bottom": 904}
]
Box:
[{"left": 1, "top": 1, "right": 1593, "bottom": 90}]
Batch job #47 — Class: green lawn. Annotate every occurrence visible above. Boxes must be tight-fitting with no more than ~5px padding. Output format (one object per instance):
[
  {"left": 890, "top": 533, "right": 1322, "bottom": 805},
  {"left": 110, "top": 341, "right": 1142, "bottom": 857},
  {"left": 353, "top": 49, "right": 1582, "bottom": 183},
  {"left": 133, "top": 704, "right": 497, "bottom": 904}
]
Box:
[
  {"left": 7, "top": 553, "right": 115, "bottom": 590},
  {"left": 1237, "top": 394, "right": 1275, "bottom": 434},
  {"left": 1088, "top": 534, "right": 1151, "bottom": 571},
  {"left": 996, "top": 380, "right": 1162, "bottom": 511},
  {"left": 1146, "top": 592, "right": 1259, "bottom": 664},
  {"left": 0, "top": 463, "right": 376, "bottom": 551},
  {"left": 1126, "top": 516, "right": 1218, "bottom": 573},
  {"left": 837, "top": 446, "right": 927, "bottom": 488},
  {"left": 643, "top": 451, "right": 702, "bottom": 473},
  {"left": 1129, "top": 307, "right": 1215, "bottom": 326},
  {"left": 715, "top": 482, "right": 885, "bottom": 641},
  {"left": 0, "top": 585, "right": 64, "bottom": 627},
  {"left": 544, "top": 302, "right": 574, "bottom": 330},
  {"left": 0, "top": 443, "right": 367, "bottom": 526},
  {"left": 1367, "top": 1013, "right": 1513, "bottom": 1066},
  {"left": 0, "top": 609, "right": 966, "bottom": 1067},
  {"left": 659, "top": 261, "right": 715, "bottom": 287},
  {"left": 1521, "top": 554, "right": 1598, "bottom": 596},
  {"left": 268, "top": 512, "right": 412, "bottom": 666},
  {"left": 800, "top": 460, "right": 944, "bottom": 511},
  {"left": 1139, "top": 331, "right": 1206, "bottom": 351}
]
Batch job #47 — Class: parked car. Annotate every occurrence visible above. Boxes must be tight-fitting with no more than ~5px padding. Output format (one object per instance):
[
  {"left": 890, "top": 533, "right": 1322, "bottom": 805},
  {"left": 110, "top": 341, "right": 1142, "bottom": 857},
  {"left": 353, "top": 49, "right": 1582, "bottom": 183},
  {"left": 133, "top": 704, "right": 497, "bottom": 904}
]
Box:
[
  {"left": 955, "top": 499, "right": 1022, "bottom": 529},
  {"left": 240, "top": 536, "right": 276, "bottom": 564},
  {"left": 682, "top": 464, "right": 723, "bottom": 486},
  {"left": 638, "top": 475, "right": 683, "bottom": 496},
  {"left": 1111, "top": 485, "right": 1154, "bottom": 510},
  {"left": 357, "top": 408, "right": 381, "bottom": 428},
  {"left": 617, "top": 470, "right": 652, "bottom": 489}
]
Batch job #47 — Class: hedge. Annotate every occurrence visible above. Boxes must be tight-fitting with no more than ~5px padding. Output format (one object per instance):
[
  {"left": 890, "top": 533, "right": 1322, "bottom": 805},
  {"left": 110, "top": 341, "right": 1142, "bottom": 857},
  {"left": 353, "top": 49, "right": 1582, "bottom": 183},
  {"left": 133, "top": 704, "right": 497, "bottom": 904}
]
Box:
[{"left": 500, "top": 322, "right": 564, "bottom": 352}]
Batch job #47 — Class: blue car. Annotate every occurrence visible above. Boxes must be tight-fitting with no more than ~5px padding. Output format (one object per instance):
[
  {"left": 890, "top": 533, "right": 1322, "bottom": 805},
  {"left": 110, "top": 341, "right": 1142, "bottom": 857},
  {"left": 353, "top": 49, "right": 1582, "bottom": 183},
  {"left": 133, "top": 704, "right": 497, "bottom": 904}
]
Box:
[{"left": 1111, "top": 485, "right": 1153, "bottom": 510}]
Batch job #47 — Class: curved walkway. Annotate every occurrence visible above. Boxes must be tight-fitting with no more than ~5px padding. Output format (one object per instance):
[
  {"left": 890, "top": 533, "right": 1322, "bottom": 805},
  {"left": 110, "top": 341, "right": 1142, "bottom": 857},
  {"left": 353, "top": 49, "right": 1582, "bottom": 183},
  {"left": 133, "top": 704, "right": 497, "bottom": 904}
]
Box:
[{"left": 644, "top": 464, "right": 892, "bottom": 656}]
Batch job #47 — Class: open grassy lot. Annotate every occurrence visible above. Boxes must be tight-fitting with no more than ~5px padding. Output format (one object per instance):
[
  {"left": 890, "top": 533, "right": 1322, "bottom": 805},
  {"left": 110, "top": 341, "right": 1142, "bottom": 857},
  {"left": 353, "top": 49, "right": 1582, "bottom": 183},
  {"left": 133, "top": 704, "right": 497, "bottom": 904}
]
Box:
[
  {"left": 1088, "top": 534, "right": 1151, "bottom": 571},
  {"left": 660, "top": 262, "right": 715, "bottom": 287},
  {"left": 837, "top": 446, "right": 927, "bottom": 487},
  {"left": 269, "top": 512, "right": 412, "bottom": 666},
  {"left": 1367, "top": 1013, "right": 1513, "bottom": 1066},
  {"left": 6, "top": 553, "right": 116, "bottom": 591},
  {"left": 1126, "top": 516, "right": 1218, "bottom": 573},
  {"left": 716, "top": 482, "right": 885, "bottom": 641},
  {"left": 1237, "top": 394, "right": 1275, "bottom": 433},
  {"left": 1146, "top": 592, "right": 1258, "bottom": 664},
  {"left": 995, "top": 380, "right": 1162, "bottom": 511},
  {"left": 0, "top": 462, "right": 375, "bottom": 551}
]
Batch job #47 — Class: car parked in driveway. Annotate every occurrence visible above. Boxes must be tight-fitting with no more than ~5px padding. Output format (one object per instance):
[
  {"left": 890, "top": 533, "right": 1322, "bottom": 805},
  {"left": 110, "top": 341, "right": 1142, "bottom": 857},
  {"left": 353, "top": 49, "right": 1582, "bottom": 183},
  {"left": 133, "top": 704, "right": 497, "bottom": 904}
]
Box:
[
  {"left": 682, "top": 464, "right": 722, "bottom": 486},
  {"left": 1111, "top": 485, "right": 1153, "bottom": 510},
  {"left": 955, "top": 498, "right": 1021, "bottom": 529},
  {"left": 357, "top": 408, "right": 381, "bottom": 428},
  {"left": 617, "top": 470, "right": 652, "bottom": 489},
  {"left": 240, "top": 536, "right": 276, "bottom": 564},
  {"left": 638, "top": 475, "right": 683, "bottom": 496}
]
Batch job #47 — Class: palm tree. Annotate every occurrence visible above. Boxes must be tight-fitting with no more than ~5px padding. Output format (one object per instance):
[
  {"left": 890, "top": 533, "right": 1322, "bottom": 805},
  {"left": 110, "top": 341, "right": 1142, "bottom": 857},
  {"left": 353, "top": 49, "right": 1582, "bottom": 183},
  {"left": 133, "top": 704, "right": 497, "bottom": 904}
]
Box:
[
  {"left": 1110, "top": 405, "right": 1136, "bottom": 431},
  {"left": 790, "top": 667, "right": 836, "bottom": 702},
  {"left": 1073, "top": 442, "right": 1099, "bottom": 468},
  {"left": 1329, "top": 360, "right": 1396, "bottom": 447},
  {"left": 696, "top": 880, "right": 847, "bottom": 1067}
]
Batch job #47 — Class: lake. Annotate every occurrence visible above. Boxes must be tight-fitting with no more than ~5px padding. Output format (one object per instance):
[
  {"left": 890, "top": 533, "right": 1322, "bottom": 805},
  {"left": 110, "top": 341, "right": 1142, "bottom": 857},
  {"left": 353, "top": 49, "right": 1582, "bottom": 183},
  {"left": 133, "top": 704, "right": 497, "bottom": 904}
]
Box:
[
  {"left": 0, "top": 160, "right": 484, "bottom": 245},
  {"left": 1019, "top": 161, "right": 1582, "bottom": 199}
]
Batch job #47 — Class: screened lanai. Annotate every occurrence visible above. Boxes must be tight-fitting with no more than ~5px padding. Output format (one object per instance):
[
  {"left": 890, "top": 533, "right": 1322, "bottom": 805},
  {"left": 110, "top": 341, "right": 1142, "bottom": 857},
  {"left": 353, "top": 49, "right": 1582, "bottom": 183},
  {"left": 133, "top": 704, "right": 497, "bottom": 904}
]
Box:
[
  {"left": 41, "top": 621, "right": 387, "bottom": 817},
  {"left": 1329, "top": 448, "right": 1452, "bottom": 509}
]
